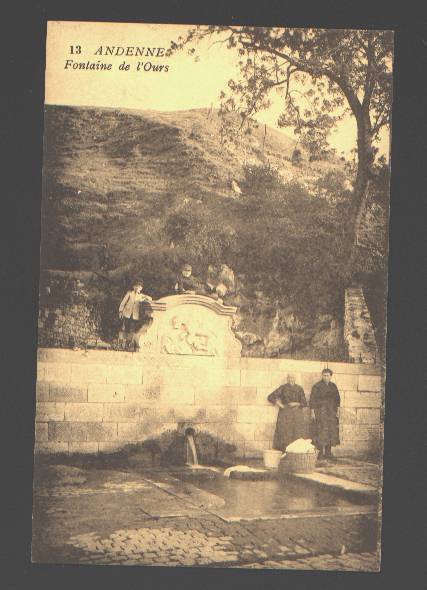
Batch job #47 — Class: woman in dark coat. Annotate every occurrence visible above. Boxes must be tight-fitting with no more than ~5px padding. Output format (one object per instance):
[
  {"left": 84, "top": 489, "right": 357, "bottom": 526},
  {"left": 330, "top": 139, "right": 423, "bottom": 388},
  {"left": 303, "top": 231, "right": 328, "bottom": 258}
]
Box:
[
  {"left": 267, "top": 374, "right": 309, "bottom": 451},
  {"left": 310, "top": 368, "right": 341, "bottom": 459}
]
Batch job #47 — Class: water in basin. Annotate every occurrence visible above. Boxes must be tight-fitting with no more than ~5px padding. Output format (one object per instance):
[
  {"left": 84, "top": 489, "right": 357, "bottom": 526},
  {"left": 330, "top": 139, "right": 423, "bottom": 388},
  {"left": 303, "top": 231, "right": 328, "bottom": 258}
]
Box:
[{"left": 173, "top": 470, "right": 375, "bottom": 519}]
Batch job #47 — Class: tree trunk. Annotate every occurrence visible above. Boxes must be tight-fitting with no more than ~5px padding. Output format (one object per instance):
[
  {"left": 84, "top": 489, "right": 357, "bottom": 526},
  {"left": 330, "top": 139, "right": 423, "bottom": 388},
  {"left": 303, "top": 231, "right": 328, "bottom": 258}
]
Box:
[{"left": 345, "top": 107, "right": 375, "bottom": 283}]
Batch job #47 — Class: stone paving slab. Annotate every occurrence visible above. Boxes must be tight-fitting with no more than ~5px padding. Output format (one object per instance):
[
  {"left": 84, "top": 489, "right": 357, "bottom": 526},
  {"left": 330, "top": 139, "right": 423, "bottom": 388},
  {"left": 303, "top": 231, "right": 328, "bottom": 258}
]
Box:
[
  {"left": 290, "top": 472, "right": 377, "bottom": 495},
  {"left": 316, "top": 464, "right": 380, "bottom": 487}
]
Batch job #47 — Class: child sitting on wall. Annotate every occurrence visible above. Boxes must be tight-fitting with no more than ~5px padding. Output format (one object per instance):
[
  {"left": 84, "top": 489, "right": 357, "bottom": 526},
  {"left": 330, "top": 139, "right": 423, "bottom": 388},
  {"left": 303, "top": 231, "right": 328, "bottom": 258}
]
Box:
[{"left": 174, "top": 264, "right": 206, "bottom": 295}]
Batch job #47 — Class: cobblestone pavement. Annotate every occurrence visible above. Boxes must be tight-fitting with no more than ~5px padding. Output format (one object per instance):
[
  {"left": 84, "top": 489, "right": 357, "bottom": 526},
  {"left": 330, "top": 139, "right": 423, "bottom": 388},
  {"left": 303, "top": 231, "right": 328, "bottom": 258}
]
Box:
[
  {"left": 65, "top": 523, "right": 379, "bottom": 570},
  {"left": 32, "top": 464, "right": 380, "bottom": 571}
]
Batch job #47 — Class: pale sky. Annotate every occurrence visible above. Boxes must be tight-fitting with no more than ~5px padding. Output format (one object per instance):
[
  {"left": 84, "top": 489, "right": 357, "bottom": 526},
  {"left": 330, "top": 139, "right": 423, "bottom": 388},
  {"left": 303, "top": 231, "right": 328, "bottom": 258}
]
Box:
[{"left": 45, "top": 21, "right": 390, "bottom": 157}]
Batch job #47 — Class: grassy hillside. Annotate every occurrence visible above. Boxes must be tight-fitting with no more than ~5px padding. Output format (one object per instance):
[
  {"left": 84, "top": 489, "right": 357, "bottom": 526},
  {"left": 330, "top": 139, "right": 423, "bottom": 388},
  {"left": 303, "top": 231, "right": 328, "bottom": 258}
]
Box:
[
  {"left": 42, "top": 105, "right": 344, "bottom": 267},
  {"left": 40, "top": 105, "right": 386, "bottom": 358}
]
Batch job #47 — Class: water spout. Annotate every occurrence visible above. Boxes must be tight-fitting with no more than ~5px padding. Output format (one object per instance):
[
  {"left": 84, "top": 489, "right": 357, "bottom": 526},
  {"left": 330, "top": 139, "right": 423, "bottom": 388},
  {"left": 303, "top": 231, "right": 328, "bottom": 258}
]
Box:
[{"left": 185, "top": 428, "right": 199, "bottom": 466}]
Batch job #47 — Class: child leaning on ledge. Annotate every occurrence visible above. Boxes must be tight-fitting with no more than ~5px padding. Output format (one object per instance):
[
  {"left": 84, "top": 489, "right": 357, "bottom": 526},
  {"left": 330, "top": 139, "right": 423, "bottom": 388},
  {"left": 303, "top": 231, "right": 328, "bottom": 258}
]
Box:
[{"left": 119, "top": 279, "right": 152, "bottom": 335}]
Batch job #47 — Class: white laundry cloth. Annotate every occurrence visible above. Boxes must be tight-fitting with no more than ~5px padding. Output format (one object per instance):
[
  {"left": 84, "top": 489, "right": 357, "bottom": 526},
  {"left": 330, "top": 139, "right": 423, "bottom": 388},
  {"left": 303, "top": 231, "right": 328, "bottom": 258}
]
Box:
[{"left": 285, "top": 438, "right": 317, "bottom": 454}]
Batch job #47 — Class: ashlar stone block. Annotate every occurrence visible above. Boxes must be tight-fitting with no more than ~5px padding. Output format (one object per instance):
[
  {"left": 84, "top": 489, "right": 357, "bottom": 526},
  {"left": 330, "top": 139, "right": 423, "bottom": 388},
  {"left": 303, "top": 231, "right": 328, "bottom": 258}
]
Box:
[
  {"left": 36, "top": 402, "right": 65, "bottom": 422},
  {"left": 106, "top": 365, "right": 143, "bottom": 385},
  {"left": 160, "top": 384, "right": 195, "bottom": 406},
  {"left": 343, "top": 391, "right": 381, "bottom": 408},
  {"left": 49, "top": 421, "right": 117, "bottom": 442},
  {"left": 254, "top": 422, "right": 276, "bottom": 441},
  {"left": 241, "top": 370, "right": 271, "bottom": 388},
  {"left": 87, "top": 383, "right": 125, "bottom": 403},
  {"left": 256, "top": 387, "right": 276, "bottom": 406},
  {"left": 141, "top": 366, "right": 165, "bottom": 388},
  {"left": 69, "top": 442, "right": 99, "bottom": 454},
  {"left": 50, "top": 383, "right": 88, "bottom": 402},
  {"left": 34, "top": 442, "right": 68, "bottom": 454},
  {"left": 340, "top": 425, "right": 370, "bottom": 441},
  {"left": 195, "top": 386, "right": 240, "bottom": 406},
  {"left": 173, "top": 405, "right": 207, "bottom": 423},
  {"left": 35, "top": 422, "right": 48, "bottom": 442},
  {"left": 231, "top": 422, "right": 256, "bottom": 441},
  {"left": 64, "top": 403, "right": 103, "bottom": 422},
  {"left": 124, "top": 384, "right": 162, "bottom": 404},
  {"left": 357, "top": 408, "right": 381, "bottom": 424},
  {"left": 117, "top": 422, "right": 145, "bottom": 441},
  {"left": 103, "top": 403, "right": 146, "bottom": 423},
  {"left": 237, "top": 387, "right": 258, "bottom": 405},
  {"left": 332, "top": 374, "right": 358, "bottom": 391},
  {"left": 36, "top": 382, "right": 49, "bottom": 402},
  {"left": 44, "top": 363, "right": 72, "bottom": 382},
  {"left": 358, "top": 374, "right": 382, "bottom": 392},
  {"left": 205, "top": 406, "right": 238, "bottom": 423},
  {"left": 237, "top": 405, "right": 277, "bottom": 424},
  {"left": 338, "top": 408, "right": 357, "bottom": 424},
  {"left": 37, "top": 363, "right": 46, "bottom": 381},
  {"left": 214, "top": 422, "right": 237, "bottom": 442},
  {"left": 71, "top": 363, "right": 108, "bottom": 384},
  {"left": 245, "top": 439, "right": 271, "bottom": 457}
]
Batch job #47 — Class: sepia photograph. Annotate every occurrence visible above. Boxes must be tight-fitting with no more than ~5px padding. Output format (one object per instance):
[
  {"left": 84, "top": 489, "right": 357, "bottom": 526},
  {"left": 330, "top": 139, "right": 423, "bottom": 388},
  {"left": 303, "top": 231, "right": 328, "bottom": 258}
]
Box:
[{"left": 31, "top": 20, "right": 393, "bottom": 571}]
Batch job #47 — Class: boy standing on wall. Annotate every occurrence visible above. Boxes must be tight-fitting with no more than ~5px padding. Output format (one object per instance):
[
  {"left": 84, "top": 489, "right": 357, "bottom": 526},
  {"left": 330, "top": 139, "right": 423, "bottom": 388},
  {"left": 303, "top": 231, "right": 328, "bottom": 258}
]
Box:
[{"left": 118, "top": 279, "right": 152, "bottom": 348}]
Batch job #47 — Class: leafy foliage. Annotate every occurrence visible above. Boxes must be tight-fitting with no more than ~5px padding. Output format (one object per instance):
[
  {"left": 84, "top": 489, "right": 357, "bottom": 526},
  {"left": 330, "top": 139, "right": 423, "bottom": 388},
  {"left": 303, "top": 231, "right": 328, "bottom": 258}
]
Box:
[{"left": 169, "top": 27, "right": 393, "bottom": 279}]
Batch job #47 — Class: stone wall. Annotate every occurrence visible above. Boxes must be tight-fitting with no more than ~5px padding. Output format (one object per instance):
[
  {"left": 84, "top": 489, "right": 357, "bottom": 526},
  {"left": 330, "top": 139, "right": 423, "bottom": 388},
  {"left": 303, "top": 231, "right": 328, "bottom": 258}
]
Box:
[
  {"left": 38, "top": 298, "right": 102, "bottom": 348},
  {"left": 38, "top": 273, "right": 103, "bottom": 348},
  {"left": 344, "top": 287, "right": 379, "bottom": 364},
  {"left": 34, "top": 348, "right": 383, "bottom": 459}
]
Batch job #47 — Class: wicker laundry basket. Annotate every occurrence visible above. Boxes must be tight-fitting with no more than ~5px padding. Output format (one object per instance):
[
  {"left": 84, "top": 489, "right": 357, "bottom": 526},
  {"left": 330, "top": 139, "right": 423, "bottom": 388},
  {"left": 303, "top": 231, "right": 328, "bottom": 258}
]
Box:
[{"left": 281, "top": 450, "right": 318, "bottom": 474}]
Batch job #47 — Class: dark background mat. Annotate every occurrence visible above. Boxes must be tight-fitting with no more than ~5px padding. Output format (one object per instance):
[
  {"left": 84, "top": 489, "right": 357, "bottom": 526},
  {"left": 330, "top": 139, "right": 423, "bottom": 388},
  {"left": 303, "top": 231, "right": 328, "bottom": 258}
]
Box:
[{"left": 2, "top": 1, "right": 426, "bottom": 588}]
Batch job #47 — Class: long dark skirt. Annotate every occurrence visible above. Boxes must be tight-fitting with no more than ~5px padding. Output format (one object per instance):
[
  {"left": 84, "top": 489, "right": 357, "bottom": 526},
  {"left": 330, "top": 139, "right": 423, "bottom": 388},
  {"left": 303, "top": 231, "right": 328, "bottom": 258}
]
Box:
[
  {"left": 272, "top": 406, "right": 310, "bottom": 452},
  {"left": 312, "top": 405, "right": 340, "bottom": 447}
]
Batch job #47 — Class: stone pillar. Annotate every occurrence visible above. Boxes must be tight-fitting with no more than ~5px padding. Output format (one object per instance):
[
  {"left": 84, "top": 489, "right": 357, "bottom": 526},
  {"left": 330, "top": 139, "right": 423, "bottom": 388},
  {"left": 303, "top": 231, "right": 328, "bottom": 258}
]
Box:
[{"left": 344, "top": 287, "right": 379, "bottom": 364}]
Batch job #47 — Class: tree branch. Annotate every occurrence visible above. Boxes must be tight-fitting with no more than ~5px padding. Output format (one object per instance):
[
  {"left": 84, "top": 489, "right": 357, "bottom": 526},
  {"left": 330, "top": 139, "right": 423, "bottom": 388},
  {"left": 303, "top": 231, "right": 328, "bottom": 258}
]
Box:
[{"left": 239, "top": 38, "right": 362, "bottom": 116}]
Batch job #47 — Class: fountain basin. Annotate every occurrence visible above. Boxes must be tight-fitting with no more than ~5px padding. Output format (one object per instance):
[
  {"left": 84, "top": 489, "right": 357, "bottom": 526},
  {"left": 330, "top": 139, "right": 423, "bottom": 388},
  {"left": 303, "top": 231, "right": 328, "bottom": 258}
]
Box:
[{"left": 169, "top": 467, "right": 376, "bottom": 521}]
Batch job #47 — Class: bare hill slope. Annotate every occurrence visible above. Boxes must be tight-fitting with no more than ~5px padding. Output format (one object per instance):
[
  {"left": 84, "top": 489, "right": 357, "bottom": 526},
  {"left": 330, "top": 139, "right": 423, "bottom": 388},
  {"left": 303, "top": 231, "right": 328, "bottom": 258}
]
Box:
[{"left": 42, "top": 104, "right": 343, "bottom": 270}]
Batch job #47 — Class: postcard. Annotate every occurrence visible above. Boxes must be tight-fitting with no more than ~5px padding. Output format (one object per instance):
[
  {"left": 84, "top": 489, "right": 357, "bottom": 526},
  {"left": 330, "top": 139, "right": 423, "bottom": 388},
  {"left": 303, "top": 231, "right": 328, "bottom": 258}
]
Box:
[{"left": 32, "top": 20, "right": 392, "bottom": 571}]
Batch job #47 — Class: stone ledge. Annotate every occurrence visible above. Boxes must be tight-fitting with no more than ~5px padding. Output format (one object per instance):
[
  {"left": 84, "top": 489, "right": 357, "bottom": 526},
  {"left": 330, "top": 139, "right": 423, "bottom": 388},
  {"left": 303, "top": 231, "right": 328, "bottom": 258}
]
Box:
[
  {"left": 38, "top": 348, "right": 149, "bottom": 364},
  {"left": 290, "top": 471, "right": 377, "bottom": 496},
  {"left": 326, "top": 362, "right": 381, "bottom": 376}
]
